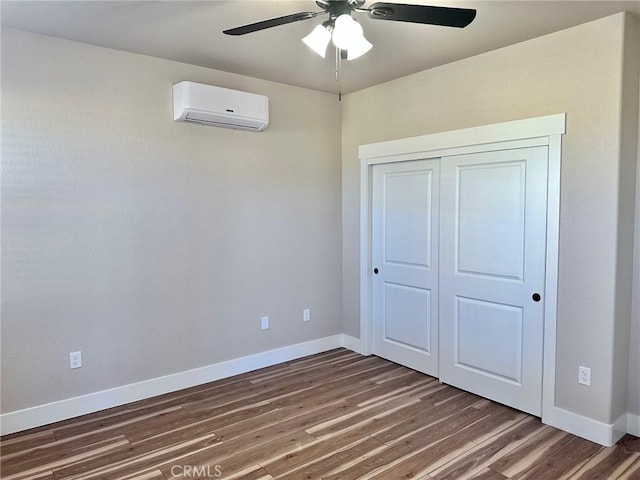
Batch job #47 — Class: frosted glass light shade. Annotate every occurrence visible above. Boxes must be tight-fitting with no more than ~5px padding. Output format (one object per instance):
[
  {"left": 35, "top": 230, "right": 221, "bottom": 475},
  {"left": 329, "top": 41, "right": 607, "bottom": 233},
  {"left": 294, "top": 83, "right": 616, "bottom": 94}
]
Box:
[
  {"left": 347, "top": 34, "right": 373, "bottom": 60},
  {"left": 331, "top": 14, "right": 362, "bottom": 50},
  {"left": 302, "top": 24, "right": 331, "bottom": 58}
]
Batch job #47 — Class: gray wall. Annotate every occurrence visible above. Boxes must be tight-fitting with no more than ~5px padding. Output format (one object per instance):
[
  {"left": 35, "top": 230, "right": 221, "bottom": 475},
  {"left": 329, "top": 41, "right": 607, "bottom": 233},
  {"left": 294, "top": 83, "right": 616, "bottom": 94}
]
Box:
[
  {"left": 341, "top": 12, "right": 638, "bottom": 425},
  {"left": 617, "top": 13, "right": 640, "bottom": 424},
  {"left": 1, "top": 28, "right": 342, "bottom": 412},
  {"left": 631, "top": 55, "right": 640, "bottom": 422}
]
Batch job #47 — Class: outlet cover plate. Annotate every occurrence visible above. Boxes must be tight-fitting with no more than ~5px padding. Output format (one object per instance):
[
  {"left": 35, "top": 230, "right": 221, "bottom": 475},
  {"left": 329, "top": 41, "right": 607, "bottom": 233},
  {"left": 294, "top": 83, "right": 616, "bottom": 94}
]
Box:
[
  {"left": 578, "top": 366, "right": 591, "bottom": 386},
  {"left": 70, "top": 351, "right": 82, "bottom": 369}
]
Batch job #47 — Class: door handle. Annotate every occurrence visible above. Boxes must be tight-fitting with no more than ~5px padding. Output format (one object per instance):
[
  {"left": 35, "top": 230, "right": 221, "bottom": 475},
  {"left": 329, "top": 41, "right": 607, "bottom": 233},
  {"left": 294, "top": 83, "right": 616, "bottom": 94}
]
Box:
[
  {"left": 532, "top": 293, "right": 541, "bottom": 302},
  {"left": 373, "top": 268, "right": 379, "bottom": 275}
]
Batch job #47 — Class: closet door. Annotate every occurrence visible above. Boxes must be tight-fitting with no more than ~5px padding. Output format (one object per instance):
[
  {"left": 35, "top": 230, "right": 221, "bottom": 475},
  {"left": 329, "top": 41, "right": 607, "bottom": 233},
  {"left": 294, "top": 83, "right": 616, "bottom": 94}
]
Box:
[
  {"left": 372, "top": 159, "right": 439, "bottom": 376},
  {"left": 439, "top": 147, "right": 548, "bottom": 415}
]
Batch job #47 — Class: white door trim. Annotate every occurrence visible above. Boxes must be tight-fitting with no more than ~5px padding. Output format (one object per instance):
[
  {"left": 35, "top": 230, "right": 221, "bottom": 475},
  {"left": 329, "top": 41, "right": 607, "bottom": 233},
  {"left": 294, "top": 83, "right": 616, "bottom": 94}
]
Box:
[{"left": 359, "top": 113, "right": 565, "bottom": 422}]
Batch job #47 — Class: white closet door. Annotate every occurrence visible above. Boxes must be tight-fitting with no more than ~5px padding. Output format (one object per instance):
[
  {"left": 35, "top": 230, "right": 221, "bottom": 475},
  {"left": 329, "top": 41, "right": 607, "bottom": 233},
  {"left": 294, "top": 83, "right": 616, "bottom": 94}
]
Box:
[
  {"left": 439, "top": 146, "right": 548, "bottom": 415},
  {"left": 372, "top": 159, "right": 439, "bottom": 376}
]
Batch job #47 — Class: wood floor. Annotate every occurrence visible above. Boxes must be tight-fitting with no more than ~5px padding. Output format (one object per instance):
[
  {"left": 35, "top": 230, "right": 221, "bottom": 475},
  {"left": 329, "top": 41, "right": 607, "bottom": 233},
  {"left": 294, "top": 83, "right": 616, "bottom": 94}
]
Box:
[{"left": 1, "top": 349, "right": 639, "bottom": 480}]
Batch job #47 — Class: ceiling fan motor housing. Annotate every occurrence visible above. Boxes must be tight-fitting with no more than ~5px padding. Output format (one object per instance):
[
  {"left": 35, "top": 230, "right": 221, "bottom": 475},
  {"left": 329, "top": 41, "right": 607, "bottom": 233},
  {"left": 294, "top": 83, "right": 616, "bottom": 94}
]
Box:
[{"left": 316, "top": 0, "right": 364, "bottom": 21}]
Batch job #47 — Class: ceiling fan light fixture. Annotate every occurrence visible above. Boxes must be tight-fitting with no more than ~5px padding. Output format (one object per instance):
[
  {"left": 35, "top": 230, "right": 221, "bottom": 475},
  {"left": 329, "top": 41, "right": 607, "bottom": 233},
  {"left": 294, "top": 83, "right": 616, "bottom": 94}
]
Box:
[
  {"left": 331, "top": 14, "right": 364, "bottom": 50},
  {"left": 302, "top": 23, "right": 332, "bottom": 58}
]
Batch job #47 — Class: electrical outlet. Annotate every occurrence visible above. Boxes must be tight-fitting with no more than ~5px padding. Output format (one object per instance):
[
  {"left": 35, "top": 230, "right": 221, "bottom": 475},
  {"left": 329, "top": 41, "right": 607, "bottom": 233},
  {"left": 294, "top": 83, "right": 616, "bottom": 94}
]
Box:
[
  {"left": 578, "top": 366, "right": 591, "bottom": 386},
  {"left": 70, "top": 351, "right": 82, "bottom": 369},
  {"left": 303, "top": 309, "right": 310, "bottom": 322},
  {"left": 261, "top": 316, "right": 269, "bottom": 330}
]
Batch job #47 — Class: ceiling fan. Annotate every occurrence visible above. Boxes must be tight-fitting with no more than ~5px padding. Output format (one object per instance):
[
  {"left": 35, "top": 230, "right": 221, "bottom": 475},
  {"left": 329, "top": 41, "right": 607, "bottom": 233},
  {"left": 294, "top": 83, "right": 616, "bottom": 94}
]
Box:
[{"left": 224, "top": 1, "right": 477, "bottom": 61}]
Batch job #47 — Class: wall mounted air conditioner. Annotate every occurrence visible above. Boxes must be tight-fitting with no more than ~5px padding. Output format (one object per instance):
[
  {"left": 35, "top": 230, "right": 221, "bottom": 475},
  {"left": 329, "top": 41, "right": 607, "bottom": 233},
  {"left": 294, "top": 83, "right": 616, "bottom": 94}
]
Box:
[{"left": 173, "top": 81, "right": 269, "bottom": 132}]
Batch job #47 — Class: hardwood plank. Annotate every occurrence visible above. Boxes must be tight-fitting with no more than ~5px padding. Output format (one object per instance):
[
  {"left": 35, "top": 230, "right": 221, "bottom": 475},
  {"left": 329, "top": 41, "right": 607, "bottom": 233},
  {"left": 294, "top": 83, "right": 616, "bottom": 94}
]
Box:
[
  {"left": 617, "top": 457, "right": 640, "bottom": 479},
  {"left": 620, "top": 434, "right": 640, "bottom": 453},
  {"left": 567, "top": 445, "right": 640, "bottom": 480},
  {"left": 322, "top": 407, "right": 497, "bottom": 479},
  {"left": 213, "top": 465, "right": 273, "bottom": 480},
  {"left": 492, "top": 431, "right": 601, "bottom": 480},
  {"left": 52, "top": 405, "right": 191, "bottom": 441},
  {"left": 126, "top": 402, "right": 278, "bottom": 445},
  {"left": 368, "top": 365, "right": 413, "bottom": 383},
  {"left": 265, "top": 400, "right": 426, "bottom": 477},
  {"left": 306, "top": 396, "right": 422, "bottom": 438},
  {"left": 181, "top": 361, "right": 397, "bottom": 418},
  {"left": 253, "top": 355, "right": 392, "bottom": 387},
  {"left": 469, "top": 468, "right": 509, "bottom": 479},
  {"left": 9, "top": 472, "right": 56, "bottom": 480},
  {"left": 52, "top": 433, "right": 219, "bottom": 480},
  {"left": 119, "top": 469, "right": 168, "bottom": 480},
  {"left": 180, "top": 379, "right": 313, "bottom": 415},
  {"left": 272, "top": 436, "right": 386, "bottom": 480},
  {"left": 285, "top": 348, "right": 352, "bottom": 368},
  {"left": 166, "top": 431, "right": 313, "bottom": 480},
  {"left": 344, "top": 371, "right": 435, "bottom": 406},
  {"left": 157, "top": 431, "right": 314, "bottom": 480},
  {"left": 160, "top": 432, "right": 311, "bottom": 479},
  {"left": 248, "top": 352, "right": 369, "bottom": 385},
  {"left": 22, "top": 406, "right": 193, "bottom": 463},
  {"left": 213, "top": 401, "right": 358, "bottom": 442},
  {"left": 371, "top": 393, "right": 488, "bottom": 445},
  {"left": 430, "top": 416, "right": 548, "bottom": 480},
  {"left": 421, "top": 385, "right": 478, "bottom": 406},
  {"left": 2, "top": 436, "right": 131, "bottom": 480},
  {"left": 488, "top": 425, "right": 570, "bottom": 475},
  {"left": 363, "top": 408, "right": 523, "bottom": 480},
  {"left": 0, "top": 430, "right": 56, "bottom": 457},
  {"left": 515, "top": 435, "right": 601, "bottom": 480},
  {"left": 124, "top": 379, "right": 255, "bottom": 414},
  {"left": 2, "top": 431, "right": 132, "bottom": 472}
]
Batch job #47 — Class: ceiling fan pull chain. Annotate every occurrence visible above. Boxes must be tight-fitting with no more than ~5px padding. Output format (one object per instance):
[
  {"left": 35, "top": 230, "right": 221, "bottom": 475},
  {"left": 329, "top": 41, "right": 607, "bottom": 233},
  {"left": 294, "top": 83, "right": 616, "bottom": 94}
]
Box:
[{"left": 335, "top": 48, "right": 344, "bottom": 101}]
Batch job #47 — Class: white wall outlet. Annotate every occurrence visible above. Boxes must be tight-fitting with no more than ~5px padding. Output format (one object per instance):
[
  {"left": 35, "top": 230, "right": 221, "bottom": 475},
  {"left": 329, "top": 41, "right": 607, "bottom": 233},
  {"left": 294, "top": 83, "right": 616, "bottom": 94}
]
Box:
[
  {"left": 303, "top": 309, "right": 310, "bottom": 322},
  {"left": 261, "top": 316, "right": 269, "bottom": 330},
  {"left": 578, "top": 366, "right": 591, "bottom": 386},
  {"left": 70, "top": 351, "right": 82, "bottom": 369}
]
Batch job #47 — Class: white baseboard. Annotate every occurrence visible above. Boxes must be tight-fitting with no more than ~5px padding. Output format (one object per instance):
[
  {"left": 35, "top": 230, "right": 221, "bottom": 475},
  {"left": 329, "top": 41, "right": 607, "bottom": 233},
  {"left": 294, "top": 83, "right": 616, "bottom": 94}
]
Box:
[
  {"left": 628, "top": 413, "right": 640, "bottom": 437},
  {"left": 1, "top": 334, "right": 358, "bottom": 436},
  {"left": 341, "top": 334, "right": 365, "bottom": 355},
  {"left": 543, "top": 405, "right": 628, "bottom": 447}
]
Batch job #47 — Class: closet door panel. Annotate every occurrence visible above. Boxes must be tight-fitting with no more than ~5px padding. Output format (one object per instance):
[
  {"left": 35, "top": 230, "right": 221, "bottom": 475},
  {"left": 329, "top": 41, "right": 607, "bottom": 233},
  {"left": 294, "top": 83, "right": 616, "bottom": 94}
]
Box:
[
  {"left": 372, "top": 159, "right": 439, "bottom": 376},
  {"left": 439, "top": 146, "right": 548, "bottom": 416}
]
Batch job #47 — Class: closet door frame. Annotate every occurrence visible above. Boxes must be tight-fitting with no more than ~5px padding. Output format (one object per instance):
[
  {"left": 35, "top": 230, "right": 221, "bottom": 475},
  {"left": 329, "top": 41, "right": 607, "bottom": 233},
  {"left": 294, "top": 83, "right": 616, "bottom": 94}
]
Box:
[{"left": 358, "top": 113, "right": 565, "bottom": 423}]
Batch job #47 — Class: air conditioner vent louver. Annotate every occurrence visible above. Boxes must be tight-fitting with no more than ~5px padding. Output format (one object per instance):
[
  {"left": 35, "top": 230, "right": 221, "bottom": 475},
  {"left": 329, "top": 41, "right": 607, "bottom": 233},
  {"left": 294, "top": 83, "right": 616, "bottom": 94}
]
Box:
[{"left": 173, "top": 82, "right": 269, "bottom": 132}]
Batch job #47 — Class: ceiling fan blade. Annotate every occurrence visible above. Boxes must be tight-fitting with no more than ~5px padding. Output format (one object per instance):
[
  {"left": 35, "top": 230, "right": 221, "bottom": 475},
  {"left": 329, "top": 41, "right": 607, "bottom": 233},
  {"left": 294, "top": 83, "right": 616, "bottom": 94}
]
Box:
[
  {"left": 224, "top": 11, "right": 324, "bottom": 35},
  {"left": 367, "top": 3, "right": 476, "bottom": 28}
]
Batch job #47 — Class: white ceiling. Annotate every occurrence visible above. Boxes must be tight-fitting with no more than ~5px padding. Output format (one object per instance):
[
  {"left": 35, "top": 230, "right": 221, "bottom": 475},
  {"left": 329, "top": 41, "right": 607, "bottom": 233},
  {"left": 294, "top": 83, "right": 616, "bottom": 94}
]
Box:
[{"left": 2, "top": 1, "right": 639, "bottom": 94}]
